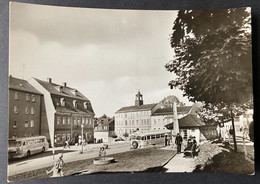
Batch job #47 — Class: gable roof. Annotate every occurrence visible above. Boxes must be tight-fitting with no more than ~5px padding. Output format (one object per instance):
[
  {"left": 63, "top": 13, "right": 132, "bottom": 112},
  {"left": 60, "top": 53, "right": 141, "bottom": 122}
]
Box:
[
  {"left": 34, "top": 78, "right": 89, "bottom": 101},
  {"left": 9, "top": 76, "right": 42, "bottom": 95},
  {"left": 115, "top": 103, "right": 158, "bottom": 113},
  {"left": 165, "top": 114, "right": 205, "bottom": 129},
  {"left": 152, "top": 106, "right": 193, "bottom": 116}
]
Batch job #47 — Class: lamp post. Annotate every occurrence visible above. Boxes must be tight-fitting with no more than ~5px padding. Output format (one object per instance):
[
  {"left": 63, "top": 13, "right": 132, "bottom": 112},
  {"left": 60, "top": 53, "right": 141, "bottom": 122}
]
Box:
[{"left": 80, "top": 124, "right": 84, "bottom": 154}]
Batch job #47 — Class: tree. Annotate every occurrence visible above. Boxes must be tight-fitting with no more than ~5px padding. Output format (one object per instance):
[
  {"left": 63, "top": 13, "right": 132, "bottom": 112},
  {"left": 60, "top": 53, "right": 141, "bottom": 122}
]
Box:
[
  {"left": 249, "top": 121, "right": 254, "bottom": 142},
  {"left": 159, "top": 95, "right": 185, "bottom": 108},
  {"left": 166, "top": 8, "right": 253, "bottom": 151}
]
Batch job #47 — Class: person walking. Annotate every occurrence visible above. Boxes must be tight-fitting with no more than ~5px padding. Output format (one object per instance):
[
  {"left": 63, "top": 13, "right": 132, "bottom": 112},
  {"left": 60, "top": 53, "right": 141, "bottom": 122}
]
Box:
[
  {"left": 175, "top": 133, "right": 183, "bottom": 154},
  {"left": 46, "top": 153, "right": 65, "bottom": 177}
]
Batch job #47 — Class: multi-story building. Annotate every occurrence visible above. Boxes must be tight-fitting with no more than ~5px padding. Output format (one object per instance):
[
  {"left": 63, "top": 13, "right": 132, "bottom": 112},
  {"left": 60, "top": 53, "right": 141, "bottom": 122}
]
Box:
[
  {"left": 115, "top": 91, "right": 160, "bottom": 137},
  {"left": 94, "top": 117, "right": 115, "bottom": 143},
  {"left": 9, "top": 76, "right": 43, "bottom": 138},
  {"left": 29, "top": 78, "right": 95, "bottom": 146}
]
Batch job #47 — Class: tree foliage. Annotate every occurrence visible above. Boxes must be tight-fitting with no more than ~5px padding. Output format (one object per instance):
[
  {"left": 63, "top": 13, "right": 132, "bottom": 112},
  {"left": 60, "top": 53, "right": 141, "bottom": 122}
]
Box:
[
  {"left": 159, "top": 95, "right": 185, "bottom": 108},
  {"left": 166, "top": 8, "right": 253, "bottom": 124}
]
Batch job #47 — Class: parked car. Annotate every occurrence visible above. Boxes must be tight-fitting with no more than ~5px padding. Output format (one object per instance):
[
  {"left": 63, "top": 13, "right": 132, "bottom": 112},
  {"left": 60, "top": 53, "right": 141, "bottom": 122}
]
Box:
[{"left": 115, "top": 137, "right": 124, "bottom": 142}]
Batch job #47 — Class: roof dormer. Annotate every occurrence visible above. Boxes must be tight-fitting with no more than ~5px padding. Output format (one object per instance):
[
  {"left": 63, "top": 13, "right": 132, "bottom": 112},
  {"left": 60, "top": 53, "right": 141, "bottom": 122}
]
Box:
[
  {"left": 72, "top": 89, "right": 78, "bottom": 96},
  {"left": 60, "top": 98, "right": 65, "bottom": 107},
  {"left": 83, "top": 101, "right": 88, "bottom": 109},
  {"left": 73, "top": 100, "right": 77, "bottom": 108}
]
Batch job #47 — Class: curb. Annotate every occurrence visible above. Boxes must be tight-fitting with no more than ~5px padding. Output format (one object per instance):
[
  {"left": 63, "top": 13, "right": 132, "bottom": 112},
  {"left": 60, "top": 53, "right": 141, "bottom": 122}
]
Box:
[{"left": 153, "top": 151, "right": 178, "bottom": 172}]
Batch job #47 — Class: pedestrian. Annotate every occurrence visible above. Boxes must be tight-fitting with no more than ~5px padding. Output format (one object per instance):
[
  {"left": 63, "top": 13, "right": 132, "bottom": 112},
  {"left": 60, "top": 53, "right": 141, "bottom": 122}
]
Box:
[
  {"left": 175, "top": 133, "right": 183, "bottom": 154},
  {"left": 46, "top": 153, "right": 65, "bottom": 177},
  {"left": 64, "top": 140, "right": 70, "bottom": 149}
]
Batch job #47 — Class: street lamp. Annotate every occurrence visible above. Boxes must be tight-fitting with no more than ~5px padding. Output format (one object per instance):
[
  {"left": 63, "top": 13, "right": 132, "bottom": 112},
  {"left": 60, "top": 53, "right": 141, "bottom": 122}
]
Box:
[{"left": 80, "top": 124, "right": 84, "bottom": 154}]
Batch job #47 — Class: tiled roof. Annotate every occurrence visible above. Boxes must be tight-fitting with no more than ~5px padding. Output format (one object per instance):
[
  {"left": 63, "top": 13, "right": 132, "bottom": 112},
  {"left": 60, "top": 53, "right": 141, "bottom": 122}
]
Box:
[
  {"left": 115, "top": 103, "right": 158, "bottom": 113},
  {"left": 34, "top": 78, "right": 89, "bottom": 101},
  {"left": 52, "top": 94, "right": 95, "bottom": 115},
  {"left": 152, "top": 106, "right": 192, "bottom": 116},
  {"left": 9, "top": 76, "right": 42, "bottom": 95},
  {"left": 34, "top": 78, "right": 94, "bottom": 115},
  {"left": 165, "top": 114, "right": 205, "bottom": 129}
]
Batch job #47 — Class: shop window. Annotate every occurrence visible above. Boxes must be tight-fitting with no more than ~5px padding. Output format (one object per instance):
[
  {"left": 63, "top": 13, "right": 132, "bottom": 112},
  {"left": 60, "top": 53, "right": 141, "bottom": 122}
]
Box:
[
  {"left": 30, "top": 120, "right": 34, "bottom": 127},
  {"left": 25, "top": 121, "right": 29, "bottom": 128}
]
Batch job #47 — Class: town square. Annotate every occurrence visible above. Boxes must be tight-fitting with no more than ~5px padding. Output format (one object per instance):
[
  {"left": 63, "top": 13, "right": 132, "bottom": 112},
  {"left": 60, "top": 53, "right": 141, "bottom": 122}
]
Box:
[{"left": 7, "top": 2, "right": 254, "bottom": 182}]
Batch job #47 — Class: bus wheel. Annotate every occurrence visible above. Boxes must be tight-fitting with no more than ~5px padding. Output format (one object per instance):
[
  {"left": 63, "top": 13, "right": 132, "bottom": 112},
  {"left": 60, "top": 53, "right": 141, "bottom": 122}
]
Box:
[
  {"left": 132, "top": 141, "right": 138, "bottom": 149},
  {"left": 27, "top": 150, "right": 31, "bottom": 157},
  {"left": 42, "top": 147, "right": 45, "bottom": 152}
]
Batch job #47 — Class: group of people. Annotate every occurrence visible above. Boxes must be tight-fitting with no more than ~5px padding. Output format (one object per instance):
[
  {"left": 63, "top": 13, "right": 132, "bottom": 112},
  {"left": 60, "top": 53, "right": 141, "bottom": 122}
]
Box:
[{"left": 175, "top": 133, "right": 198, "bottom": 157}]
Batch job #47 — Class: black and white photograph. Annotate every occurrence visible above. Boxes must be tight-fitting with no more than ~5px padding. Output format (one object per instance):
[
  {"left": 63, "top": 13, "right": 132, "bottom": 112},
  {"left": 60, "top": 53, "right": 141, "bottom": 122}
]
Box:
[{"left": 8, "top": 2, "right": 254, "bottom": 182}]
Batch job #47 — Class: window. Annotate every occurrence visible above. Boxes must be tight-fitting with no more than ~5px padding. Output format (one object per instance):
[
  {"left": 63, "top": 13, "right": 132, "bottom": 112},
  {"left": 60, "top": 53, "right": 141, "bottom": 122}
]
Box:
[
  {"left": 77, "top": 118, "right": 81, "bottom": 125},
  {"left": 147, "top": 135, "right": 151, "bottom": 140},
  {"left": 14, "top": 106, "right": 19, "bottom": 113},
  {"left": 136, "top": 120, "right": 139, "bottom": 125},
  {"left": 30, "top": 120, "right": 34, "bottom": 127},
  {"left": 73, "top": 100, "right": 77, "bottom": 108},
  {"left": 62, "top": 117, "right": 66, "bottom": 125},
  {"left": 60, "top": 98, "right": 65, "bottom": 106},
  {"left": 156, "top": 134, "right": 160, "bottom": 138},
  {"left": 13, "top": 121, "right": 18, "bottom": 128},
  {"left": 125, "top": 120, "right": 127, "bottom": 126},
  {"left": 57, "top": 117, "right": 61, "bottom": 125},
  {"left": 31, "top": 107, "right": 35, "bottom": 115},
  {"left": 14, "top": 92, "right": 19, "bottom": 100},
  {"left": 68, "top": 117, "right": 71, "bottom": 125},
  {"left": 25, "top": 107, "right": 30, "bottom": 114},
  {"left": 144, "top": 119, "right": 146, "bottom": 124},
  {"left": 25, "top": 121, "right": 29, "bottom": 128},
  {"left": 86, "top": 118, "right": 89, "bottom": 125},
  {"left": 151, "top": 135, "right": 155, "bottom": 139},
  {"left": 83, "top": 102, "right": 88, "bottom": 109},
  {"left": 31, "top": 95, "right": 36, "bottom": 102},
  {"left": 26, "top": 94, "right": 30, "bottom": 101},
  {"left": 82, "top": 118, "right": 85, "bottom": 124},
  {"left": 147, "top": 119, "right": 149, "bottom": 124},
  {"left": 74, "top": 117, "right": 77, "bottom": 125}
]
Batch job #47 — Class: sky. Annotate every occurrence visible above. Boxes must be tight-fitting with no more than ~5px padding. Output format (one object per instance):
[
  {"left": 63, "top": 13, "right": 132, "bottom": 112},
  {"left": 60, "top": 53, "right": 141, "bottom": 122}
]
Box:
[{"left": 9, "top": 2, "right": 192, "bottom": 117}]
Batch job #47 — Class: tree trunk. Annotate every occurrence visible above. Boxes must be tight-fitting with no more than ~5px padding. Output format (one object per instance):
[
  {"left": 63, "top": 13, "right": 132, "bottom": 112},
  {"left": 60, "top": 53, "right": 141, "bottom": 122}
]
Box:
[{"left": 231, "top": 109, "right": 237, "bottom": 152}]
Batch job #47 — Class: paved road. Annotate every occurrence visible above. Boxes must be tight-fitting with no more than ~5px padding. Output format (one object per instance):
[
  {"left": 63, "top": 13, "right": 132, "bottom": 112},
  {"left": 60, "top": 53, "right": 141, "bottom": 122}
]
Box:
[{"left": 8, "top": 141, "right": 131, "bottom": 176}]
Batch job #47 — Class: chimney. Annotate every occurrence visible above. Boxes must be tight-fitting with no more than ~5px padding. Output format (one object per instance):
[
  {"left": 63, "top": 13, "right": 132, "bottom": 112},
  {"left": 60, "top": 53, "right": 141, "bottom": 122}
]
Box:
[
  {"left": 47, "top": 78, "right": 52, "bottom": 83},
  {"left": 62, "top": 82, "right": 67, "bottom": 87}
]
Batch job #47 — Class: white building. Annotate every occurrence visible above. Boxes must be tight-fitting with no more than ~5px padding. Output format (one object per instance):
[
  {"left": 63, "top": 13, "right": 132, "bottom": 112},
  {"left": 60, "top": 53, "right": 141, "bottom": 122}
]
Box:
[
  {"left": 150, "top": 106, "right": 193, "bottom": 130},
  {"left": 114, "top": 91, "right": 160, "bottom": 137}
]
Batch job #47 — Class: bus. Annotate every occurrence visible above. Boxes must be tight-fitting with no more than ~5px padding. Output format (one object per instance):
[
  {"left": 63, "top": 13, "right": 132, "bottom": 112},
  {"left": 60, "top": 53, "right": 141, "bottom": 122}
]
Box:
[
  {"left": 8, "top": 136, "right": 49, "bottom": 159},
  {"left": 130, "top": 129, "right": 171, "bottom": 149}
]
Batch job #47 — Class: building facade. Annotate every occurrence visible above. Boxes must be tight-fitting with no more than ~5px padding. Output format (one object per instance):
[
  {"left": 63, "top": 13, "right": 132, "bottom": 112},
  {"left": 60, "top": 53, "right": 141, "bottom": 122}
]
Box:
[
  {"left": 150, "top": 106, "right": 193, "bottom": 130},
  {"left": 115, "top": 91, "right": 159, "bottom": 137},
  {"left": 9, "top": 76, "right": 43, "bottom": 138},
  {"left": 29, "top": 78, "right": 95, "bottom": 147}
]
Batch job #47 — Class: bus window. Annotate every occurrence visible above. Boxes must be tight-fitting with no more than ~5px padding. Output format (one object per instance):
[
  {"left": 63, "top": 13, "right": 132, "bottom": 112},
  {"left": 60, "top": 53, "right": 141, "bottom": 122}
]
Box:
[
  {"left": 161, "top": 134, "right": 165, "bottom": 138},
  {"left": 151, "top": 135, "right": 155, "bottom": 139},
  {"left": 142, "top": 136, "right": 146, "bottom": 140},
  {"left": 156, "top": 134, "right": 160, "bottom": 138},
  {"left": 147, "top": 135, "right": 151, "bottom": 140},
  {"left": 137, "top": 136, "right": 141, "bottom": 140},
  {"left": 8, "top": 141, "right": 21, "bottom": 147}
]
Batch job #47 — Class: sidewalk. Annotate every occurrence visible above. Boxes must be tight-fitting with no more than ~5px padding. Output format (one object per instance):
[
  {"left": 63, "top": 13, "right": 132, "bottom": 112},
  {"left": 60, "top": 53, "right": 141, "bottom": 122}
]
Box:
[{"left": 163, "top": 152, "right": 196, "bottom": 173}]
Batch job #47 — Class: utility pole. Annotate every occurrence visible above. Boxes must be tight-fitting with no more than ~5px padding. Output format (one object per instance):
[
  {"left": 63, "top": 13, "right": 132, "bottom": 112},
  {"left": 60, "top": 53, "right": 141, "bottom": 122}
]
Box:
[{"left": 231, "top": 109, "right": 237, "bottom": 152}]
